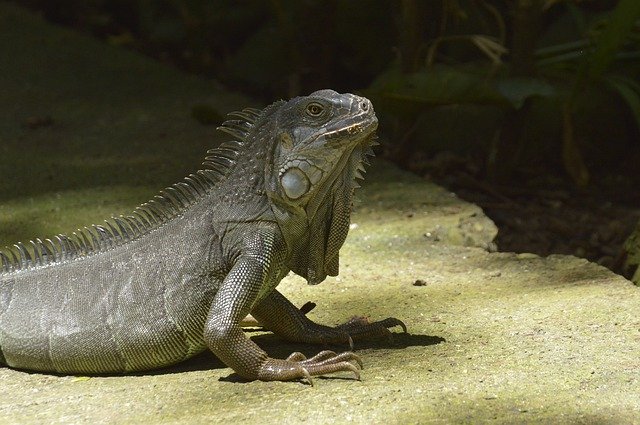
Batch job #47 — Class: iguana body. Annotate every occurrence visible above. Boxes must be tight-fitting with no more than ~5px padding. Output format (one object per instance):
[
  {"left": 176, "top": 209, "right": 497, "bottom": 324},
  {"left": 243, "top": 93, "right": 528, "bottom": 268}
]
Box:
[{"left": 0, "top": 90, "right": 404, "bottom": 382}]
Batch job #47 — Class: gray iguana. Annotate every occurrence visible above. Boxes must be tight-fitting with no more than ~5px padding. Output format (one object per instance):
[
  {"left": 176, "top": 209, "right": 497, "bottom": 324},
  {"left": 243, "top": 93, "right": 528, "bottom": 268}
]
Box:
[{"left": 0, "top": 90, "right": 405, "bottom": 382}]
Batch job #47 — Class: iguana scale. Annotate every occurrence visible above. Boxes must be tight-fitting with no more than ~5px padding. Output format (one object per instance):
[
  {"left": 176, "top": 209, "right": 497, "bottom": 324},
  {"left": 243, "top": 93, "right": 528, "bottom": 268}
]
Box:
[{"left": 0, "top": 90, "right": 405, "bottom": 382}]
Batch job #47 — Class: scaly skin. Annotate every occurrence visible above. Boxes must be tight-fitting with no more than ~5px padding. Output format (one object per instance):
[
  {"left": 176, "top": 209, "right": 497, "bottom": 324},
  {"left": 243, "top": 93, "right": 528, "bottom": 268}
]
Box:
[{"left": 0, "top": 90, "right": 405, "bottom": 383}]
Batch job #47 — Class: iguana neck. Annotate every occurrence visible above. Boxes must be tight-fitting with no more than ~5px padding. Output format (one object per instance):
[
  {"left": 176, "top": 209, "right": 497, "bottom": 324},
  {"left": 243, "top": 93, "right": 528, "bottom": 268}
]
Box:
[
  {"left": 212, "top": 106, "right": 282, "bottom": 223},
  {"left": 270, "top": 145, "right": 365, "bottom": 285}
]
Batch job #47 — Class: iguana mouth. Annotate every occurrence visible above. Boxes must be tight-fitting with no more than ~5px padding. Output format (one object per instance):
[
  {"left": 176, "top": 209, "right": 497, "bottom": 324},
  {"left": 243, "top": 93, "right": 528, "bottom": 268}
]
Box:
[
  {"left": 324, "top": 119, "right": 376, "bottom": 141},
  {"left": 324, "top": 113, "right": 377, "bottom": 145}
]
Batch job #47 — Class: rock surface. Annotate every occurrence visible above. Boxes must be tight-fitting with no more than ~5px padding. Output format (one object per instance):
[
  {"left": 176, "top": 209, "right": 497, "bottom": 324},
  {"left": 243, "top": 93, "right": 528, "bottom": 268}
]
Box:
[{"left": 0, "top": 4, "right": 639, "bottom": 424}]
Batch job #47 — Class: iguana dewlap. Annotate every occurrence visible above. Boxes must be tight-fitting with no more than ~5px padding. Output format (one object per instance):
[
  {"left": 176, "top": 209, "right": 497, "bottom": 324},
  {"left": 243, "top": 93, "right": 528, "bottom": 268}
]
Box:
[{"left": 0, "top": 90, "right": 405, "bottom": 382}]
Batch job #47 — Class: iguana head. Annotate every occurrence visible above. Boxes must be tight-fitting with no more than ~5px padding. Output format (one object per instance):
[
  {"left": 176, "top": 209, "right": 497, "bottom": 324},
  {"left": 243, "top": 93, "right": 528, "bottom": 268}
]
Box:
[
  {"left": 264, "top": 89, "right": 378, "bottom": 284},
  {"left": 266, "top": 89, "right": 377, "bottom": 215}
]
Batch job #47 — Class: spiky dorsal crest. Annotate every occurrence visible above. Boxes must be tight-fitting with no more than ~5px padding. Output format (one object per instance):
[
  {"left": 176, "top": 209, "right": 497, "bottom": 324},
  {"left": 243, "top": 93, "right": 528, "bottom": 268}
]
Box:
[{"left": 0, "top": 107, "right": 262, "bottom": 274}]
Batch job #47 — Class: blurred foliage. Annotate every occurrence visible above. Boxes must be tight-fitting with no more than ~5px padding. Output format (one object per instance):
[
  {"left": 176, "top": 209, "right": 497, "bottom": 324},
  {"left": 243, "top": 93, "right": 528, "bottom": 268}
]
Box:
[
  {"left": 12, "top": 0, "right": 640, "bottom": 184},
  {"left": 14, "top": 0, "right": 396, "bottom": 98},
  {"left": 366, "top": 0, "right": 640, "bottom": 185}
]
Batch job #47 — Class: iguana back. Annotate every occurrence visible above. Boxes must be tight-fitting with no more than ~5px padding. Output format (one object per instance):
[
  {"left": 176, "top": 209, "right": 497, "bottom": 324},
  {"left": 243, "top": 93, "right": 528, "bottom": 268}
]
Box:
[{"left": 0, "top": 147, "right": 245, "bottom": 372}]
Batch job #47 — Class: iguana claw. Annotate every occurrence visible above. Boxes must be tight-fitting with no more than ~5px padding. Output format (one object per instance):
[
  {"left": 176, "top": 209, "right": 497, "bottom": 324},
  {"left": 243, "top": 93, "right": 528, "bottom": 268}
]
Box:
[
  {"left": 258, "top": 350, "right": 363, "bottom": 384},
  {"left": 335, "top": 316, "right": 407, "bottom": 344}
]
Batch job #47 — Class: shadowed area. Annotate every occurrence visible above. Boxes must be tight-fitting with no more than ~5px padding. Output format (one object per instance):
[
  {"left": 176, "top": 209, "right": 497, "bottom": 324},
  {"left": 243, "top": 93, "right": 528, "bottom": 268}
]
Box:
[{"left": 0, "top": 2, "right": 251, "bottom": 222}]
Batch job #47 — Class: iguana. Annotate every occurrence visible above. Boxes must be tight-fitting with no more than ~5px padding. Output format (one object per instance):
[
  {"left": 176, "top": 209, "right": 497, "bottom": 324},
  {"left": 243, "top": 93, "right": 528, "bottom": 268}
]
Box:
[{"left": 0, "top": 90, "right": 405, "bottom": 382}]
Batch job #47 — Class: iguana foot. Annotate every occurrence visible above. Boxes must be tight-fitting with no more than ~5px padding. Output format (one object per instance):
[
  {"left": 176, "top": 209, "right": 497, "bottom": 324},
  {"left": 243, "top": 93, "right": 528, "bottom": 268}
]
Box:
[
  {"left": 296, "top": 316, "right": 407, "bottom": 349},
  {"left": 257, "top": 350, "right": 362, "bottom": 384},
  {"left": 336, "top": 316, "right": 407, "bottom": 346}
]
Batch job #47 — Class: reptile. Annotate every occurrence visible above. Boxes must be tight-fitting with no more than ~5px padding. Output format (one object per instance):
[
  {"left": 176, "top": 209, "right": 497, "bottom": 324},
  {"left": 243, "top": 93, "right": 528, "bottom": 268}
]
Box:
[{"left": 0, "top": 90, "right": 405, "bottom": 382}]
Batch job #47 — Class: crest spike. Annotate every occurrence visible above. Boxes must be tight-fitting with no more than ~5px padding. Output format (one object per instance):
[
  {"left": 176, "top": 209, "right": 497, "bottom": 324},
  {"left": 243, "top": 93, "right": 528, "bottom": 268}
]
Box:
[
  {"left": 14, "top": 242, "right": 32, "bottom": 265},
  {"left": 30, "top": 240, "right": 43, "bottom": 264},
  {"left": 8, "top": 247, "right": 19, "bottom": 265},
  {"left": 0, "top": 251, "right": 11, "bottom": 272},
  {"left": 43, "top": 239, "right": 57, "bottom": 261},
  {"left": 0, "top": 102, "right": 265, "bottom": 273}
]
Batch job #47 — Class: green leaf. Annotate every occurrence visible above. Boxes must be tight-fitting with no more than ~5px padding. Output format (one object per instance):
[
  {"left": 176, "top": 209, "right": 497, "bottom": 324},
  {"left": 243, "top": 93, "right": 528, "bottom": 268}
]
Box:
[
  {"left": 604, "top": 75, "right": 640, "bottom": 133},
  {"left": 367, "top": 65, "right": 509, "bottom": 109},
  {"left": 585, "top": 0, "right": 640, "bottom": 80},
  {"left": 368, "top": 66, "right": 556, "bottom": 112},
  {"left": 496, "top": 77, "right": 556, "bottom": 109}
]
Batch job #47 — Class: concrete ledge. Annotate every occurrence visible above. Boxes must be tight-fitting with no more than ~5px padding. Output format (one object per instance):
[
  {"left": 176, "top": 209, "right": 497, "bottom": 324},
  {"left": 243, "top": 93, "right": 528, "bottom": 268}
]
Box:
[{"left": 1, "top": 4, "right": 638, "bottom": 424}]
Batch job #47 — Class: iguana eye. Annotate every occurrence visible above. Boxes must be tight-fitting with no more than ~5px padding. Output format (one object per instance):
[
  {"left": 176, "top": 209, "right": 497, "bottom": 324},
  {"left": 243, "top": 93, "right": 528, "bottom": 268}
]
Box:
[{"left": 306, "top": 103, "right": 324, "bottom": 117}]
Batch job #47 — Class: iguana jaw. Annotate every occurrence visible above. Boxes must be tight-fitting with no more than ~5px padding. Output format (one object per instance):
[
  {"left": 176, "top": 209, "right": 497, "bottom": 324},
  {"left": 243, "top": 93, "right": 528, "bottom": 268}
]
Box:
[
  {"left": 300, "top": 128, "right": 375, "bottom": 222},
  {"left": 277, "top": 123, "right": 376, "bottom": 203}
]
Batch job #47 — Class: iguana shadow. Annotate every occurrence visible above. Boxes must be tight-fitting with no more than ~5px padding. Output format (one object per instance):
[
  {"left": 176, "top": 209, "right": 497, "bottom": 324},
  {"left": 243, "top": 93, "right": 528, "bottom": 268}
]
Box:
[
  {"left": 11, "top": 332, "right": 442, "bottom": 380},
  {"left": 155, "top": 331, "right": 445, "bottom": 379}
]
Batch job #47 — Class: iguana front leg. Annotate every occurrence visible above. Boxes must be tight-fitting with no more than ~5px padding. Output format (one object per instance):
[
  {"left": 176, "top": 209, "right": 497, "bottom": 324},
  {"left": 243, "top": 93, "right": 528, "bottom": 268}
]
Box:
[
  {"left": 203, "top": 228, "right": 360, "bottom": 382},
  {"left": 252, "top": 290, "right": 406, "bottom": 349}
]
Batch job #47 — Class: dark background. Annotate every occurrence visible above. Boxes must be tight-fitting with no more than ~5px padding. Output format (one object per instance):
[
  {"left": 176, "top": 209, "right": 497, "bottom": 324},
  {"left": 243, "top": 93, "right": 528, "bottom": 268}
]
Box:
[{"left": 9, "top": 0, "right": 640, "bottom": 276}]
